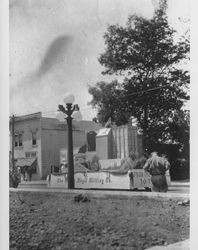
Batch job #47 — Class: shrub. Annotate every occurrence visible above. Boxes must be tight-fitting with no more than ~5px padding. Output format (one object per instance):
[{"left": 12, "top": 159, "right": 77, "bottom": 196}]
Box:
[{"left": 9, "top": 169, "right": 20, "bottom": 188}]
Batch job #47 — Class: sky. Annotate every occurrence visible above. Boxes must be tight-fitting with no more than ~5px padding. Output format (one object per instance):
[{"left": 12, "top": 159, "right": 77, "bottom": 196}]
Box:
[{"left": 9, "top": 0, "right": 190, "bottom": 120}]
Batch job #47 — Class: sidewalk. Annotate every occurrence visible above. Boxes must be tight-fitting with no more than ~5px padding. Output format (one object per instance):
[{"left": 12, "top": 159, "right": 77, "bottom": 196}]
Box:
[
  {"left": 10, "top": 186, "right": 189, "bottom": 199},
  {"left": 18, "top": 180, "right": 190, "bottom": 187},
  {"left": 171, "top": 181, "right": 190, "bottom": 187},
  {"left": 145, "top": 239, "right": 189, "bottom": 250},
  {"left": 18, "top": 180, "right": 47, "bottom": 189}
]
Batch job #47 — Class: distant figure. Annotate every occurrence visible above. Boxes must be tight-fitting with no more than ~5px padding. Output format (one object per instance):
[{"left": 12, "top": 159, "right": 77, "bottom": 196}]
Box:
[
  {"left": 133, "top": 152, "right": 148, "bottom": 169},
  {"left": 20, "top": 167, "right": 26, "bottom": 181},
  {"left": 143, "top": 152, "right": 170, "bottom": 192},
  {"left": 161, "top": 154, "right": 170, "bottom": 171},
  {"left": 28, "top": 169, "right": 32, "bottom": 182},
  {"left": 25, "top": 170, "right": 28, "bottom": 182},
  {"left": 61, "top": 164, "right": 67, "bottom": 174}
]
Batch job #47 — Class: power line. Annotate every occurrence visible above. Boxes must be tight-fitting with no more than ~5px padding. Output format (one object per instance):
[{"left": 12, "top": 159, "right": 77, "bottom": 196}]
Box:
[
  {"left": 123, "top": 84, "right": 172, "bottom": 97},
  {"left": 11, "top": 84, "right": 177, "bottom": 117}
]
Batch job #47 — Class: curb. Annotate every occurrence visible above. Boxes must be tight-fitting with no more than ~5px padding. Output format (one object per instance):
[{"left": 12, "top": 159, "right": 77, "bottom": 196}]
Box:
[
  {"left": 10, "top": 187, "right": 190, "bottom": 199},
  {"left": 171, "top": 182, "right": 190, "bottom": 187},
  {"left": 145, "top": 239, "right": 189, "bottom": 250}
]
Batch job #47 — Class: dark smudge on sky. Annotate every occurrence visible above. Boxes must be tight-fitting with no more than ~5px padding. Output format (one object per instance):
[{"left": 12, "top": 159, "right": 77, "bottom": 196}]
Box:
[{"left": 31, "top": 35, "right": 71, "bottom": 81}]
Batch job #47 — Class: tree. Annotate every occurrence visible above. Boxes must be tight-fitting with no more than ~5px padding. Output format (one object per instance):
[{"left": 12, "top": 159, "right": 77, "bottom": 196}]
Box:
[
  {"left": 168, "top": 110, "right": 189, "bottom": 153},
  {"left": 88, "top": 80, "right": 129, "bottom": 126},
  {"left": 89, "top": 0, "right": 189, "bottom": 149}
]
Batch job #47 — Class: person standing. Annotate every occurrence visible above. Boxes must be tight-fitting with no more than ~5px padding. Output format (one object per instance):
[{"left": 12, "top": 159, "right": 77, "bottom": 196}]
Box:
[
  {"left": 143, "top": 152, "right": 170, "bottom": 192},
  {"left": 28, "top": 168, "right": 32, "bottom": 182}
]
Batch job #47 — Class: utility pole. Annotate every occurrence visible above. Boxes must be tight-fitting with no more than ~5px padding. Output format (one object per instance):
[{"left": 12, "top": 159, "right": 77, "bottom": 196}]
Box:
[{"left": 11, "top": 115, "right": 15, "bottom": 171}]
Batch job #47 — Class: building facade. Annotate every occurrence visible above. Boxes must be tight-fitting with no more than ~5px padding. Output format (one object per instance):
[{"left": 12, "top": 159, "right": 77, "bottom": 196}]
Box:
[
  {"left": 10, "top": 112, "right": 101, "bottom": 180},
  {"left": 111, "top": 123, "right": 143, "bottom": 159},
  {"left": 96, "top": 121, "right": 143, "bottom": 160}
]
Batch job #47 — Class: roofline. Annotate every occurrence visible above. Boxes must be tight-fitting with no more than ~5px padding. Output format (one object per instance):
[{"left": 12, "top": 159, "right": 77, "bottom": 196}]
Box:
[{"left": 13, "top": 112, "right": 42, "bottom": 122}]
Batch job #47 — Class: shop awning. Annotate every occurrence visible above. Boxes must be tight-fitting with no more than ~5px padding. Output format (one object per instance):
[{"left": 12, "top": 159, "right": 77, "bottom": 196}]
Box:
[{"left": 16, "top": 158, "right": 36, "bottom": 167}]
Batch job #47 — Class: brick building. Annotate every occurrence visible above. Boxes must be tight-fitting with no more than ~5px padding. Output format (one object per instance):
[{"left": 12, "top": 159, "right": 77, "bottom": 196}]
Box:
[{"left": 10, "top": 112, "right": 101, "bottom": 180}]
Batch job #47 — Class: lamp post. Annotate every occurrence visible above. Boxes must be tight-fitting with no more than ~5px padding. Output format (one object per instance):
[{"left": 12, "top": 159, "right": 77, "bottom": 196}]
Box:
[{"left": 57, "top": 93, "right": 82, "bottom": 189}]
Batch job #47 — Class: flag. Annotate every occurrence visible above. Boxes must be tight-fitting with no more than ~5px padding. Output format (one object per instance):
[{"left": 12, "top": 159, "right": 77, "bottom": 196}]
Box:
[{"left": 104, "top": 117, "right": 112, "bottom": 128}]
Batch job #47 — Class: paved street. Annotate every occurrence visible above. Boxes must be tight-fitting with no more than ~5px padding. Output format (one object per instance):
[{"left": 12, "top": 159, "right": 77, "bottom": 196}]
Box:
[{"left": 11, "top": 181, "right": 190, "bottom": 200}]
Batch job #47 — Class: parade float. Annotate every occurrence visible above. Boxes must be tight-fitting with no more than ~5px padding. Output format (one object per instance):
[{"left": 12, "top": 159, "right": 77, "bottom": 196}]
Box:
[
  {"left": 47, "top": 125, "right": 171, "bottom": 190},
  {"left": 47, "top": 156, "right": 171, "bottom": 190}
]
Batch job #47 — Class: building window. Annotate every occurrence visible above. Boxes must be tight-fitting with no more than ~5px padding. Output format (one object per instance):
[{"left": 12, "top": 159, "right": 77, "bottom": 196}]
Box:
[
  {"left": 15, "top": 135, "right": 18, "bottom": 147},
  {"left": 25, "top": 152, "right": 37, "bottom": 158},
  {"left": 19, "top": 134, "right": 23, "bottom": 146},
  {"left": 32, "top": 131, "right": 37, "bottom": 146},
  {"left": 15, "top": 134, "right": 23, "bottom": 147}
]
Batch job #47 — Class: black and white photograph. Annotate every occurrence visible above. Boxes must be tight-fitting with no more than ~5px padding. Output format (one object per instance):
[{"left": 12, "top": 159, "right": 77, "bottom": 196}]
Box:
[{"left": 5, "top": 0, "right": 193, "bottom": 249}]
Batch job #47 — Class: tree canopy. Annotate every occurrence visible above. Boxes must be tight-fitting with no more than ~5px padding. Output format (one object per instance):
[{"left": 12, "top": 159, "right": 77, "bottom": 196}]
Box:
[
  {"left": 89, "top": 80, "right": 130, "bottom": 126},
  {"left": 88, "top": 0, "right": 189, "bottom": 149}
]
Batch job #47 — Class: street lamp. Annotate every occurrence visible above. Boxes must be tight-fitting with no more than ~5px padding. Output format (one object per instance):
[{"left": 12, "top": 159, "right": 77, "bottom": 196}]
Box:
[{"left": 57, "top": 93, "right": 82, "bottom": 189}]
